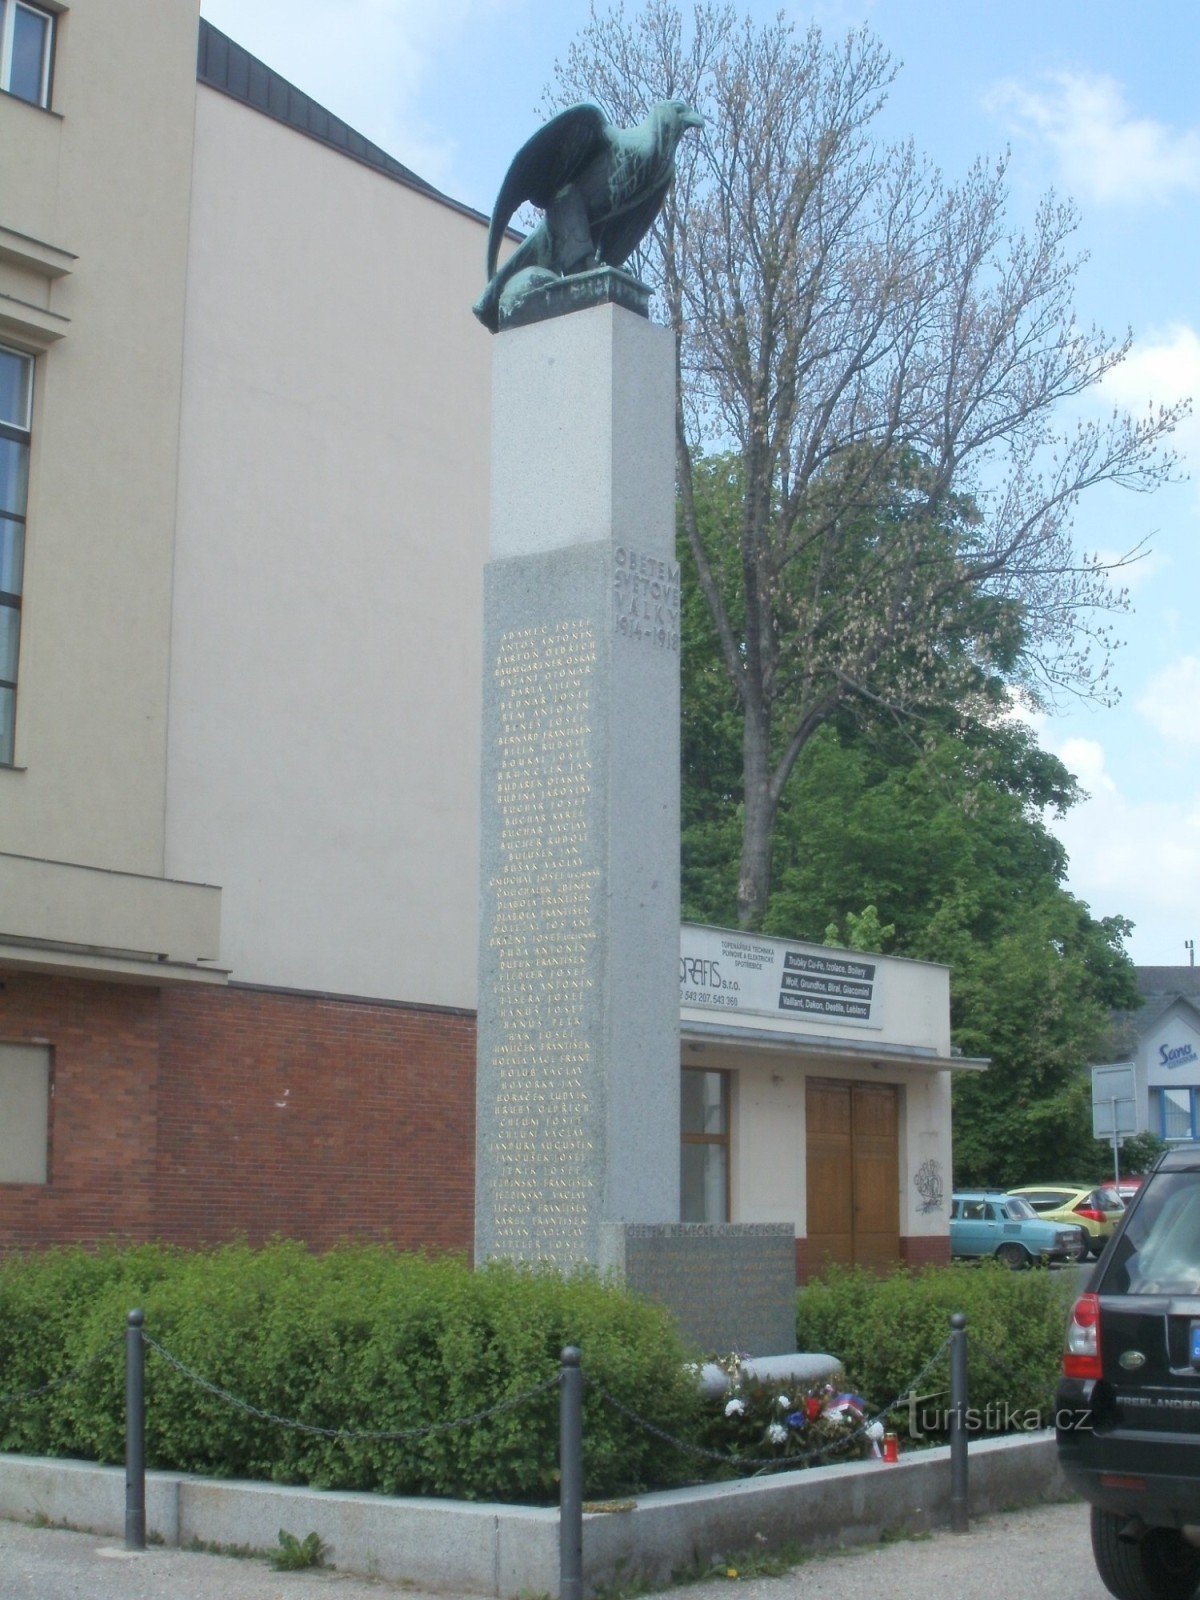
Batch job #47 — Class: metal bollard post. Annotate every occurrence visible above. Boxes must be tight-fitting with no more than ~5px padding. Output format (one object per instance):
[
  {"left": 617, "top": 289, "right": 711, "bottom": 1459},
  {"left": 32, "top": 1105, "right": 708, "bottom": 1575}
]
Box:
[
  {"left": 949, "top": 1311, "right": 968, "bottom": 1534},
  {"left": 125, "top": 1308, "right": 146, "bottom": 1552},
  {"left": 559, "top": 1346, "right": 583, "bottom": 1600}
]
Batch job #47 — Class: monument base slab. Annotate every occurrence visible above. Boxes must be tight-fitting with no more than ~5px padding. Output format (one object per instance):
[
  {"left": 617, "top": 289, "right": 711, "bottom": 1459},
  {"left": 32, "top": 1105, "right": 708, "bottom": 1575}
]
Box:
[{"left": 601, "top": 1223, "right": 797, "bottom": 1357}]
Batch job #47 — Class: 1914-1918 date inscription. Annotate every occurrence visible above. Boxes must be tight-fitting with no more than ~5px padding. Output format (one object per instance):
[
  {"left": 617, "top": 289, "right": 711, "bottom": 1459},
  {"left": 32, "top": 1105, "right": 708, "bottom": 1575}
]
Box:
[{"left": 613, "top": 545, "right": 680, "bottom": 651}]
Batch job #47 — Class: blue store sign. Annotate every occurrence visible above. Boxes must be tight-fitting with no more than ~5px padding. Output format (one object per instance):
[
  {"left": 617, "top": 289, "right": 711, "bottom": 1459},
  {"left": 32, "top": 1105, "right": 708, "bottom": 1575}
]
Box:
[{"left": 1160, "top": 1040, "right": 1200, "bottom": 1069}]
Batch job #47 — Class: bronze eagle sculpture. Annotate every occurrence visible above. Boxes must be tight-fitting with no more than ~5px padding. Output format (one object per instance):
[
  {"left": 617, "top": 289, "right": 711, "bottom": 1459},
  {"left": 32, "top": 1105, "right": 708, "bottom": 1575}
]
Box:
[{"left": 473, "top": 99, "right": 704, "bottom": 332}]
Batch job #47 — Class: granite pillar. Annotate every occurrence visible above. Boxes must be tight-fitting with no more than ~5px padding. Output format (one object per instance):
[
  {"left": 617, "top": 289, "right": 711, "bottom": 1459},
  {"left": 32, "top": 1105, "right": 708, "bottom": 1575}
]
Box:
[{"left": 475, "top": 287, "right": 681, "bottom": 1270}]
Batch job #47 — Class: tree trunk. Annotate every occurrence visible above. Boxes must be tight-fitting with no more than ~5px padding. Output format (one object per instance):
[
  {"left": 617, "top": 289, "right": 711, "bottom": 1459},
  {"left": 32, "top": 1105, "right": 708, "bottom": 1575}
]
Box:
[{"left": 737, "top": 709, "right": 777, "bottom": 929}]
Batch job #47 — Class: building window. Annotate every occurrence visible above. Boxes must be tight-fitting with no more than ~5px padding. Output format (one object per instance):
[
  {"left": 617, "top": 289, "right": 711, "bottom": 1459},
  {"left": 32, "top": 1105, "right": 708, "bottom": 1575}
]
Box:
[
  {"left": 0, "top": 1, "right": 54, "bottom": 107},
  {"left": 0, "top": 1042, "right": 50, "bottom": 1183},
  {"left": 1151, "top": 1086, "right": 1197, "bottom": 1141},
  {"left": 0, "top": 344, "right": 31, "bottom": 765},
  {"left": 681, "top": 1067, "right": 730, "bottom": 1222}
]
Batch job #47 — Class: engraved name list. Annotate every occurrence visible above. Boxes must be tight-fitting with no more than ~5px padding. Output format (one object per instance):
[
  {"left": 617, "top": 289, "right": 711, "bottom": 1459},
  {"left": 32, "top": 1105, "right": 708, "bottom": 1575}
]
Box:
[{"left": 485, "top": 620, "right": 599, "bottom": 1258}]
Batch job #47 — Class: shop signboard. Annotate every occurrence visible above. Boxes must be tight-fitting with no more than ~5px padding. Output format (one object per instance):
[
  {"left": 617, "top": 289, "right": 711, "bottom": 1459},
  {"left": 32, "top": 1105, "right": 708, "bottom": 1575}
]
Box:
[{"left": 679, "top": 925, "right": 880, "bottom": 1029}]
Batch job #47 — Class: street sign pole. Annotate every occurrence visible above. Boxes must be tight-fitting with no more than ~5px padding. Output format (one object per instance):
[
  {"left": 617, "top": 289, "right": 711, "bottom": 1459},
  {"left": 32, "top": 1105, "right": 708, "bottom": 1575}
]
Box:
[{"left": 1111, "top": 1100, "right": 1120, "bottom": 1189}]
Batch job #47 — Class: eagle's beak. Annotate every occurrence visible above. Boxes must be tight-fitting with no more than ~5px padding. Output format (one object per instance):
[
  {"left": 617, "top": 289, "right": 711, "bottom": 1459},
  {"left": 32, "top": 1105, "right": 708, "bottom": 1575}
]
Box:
[{"left": 681, "top": 108, "right": 705, "bottom": 131}]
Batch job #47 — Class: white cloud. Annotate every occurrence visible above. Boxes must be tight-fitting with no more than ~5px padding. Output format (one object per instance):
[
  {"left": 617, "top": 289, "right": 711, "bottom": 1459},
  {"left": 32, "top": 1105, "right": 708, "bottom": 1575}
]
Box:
[
  {"left": 1098, "top": 323, "right": 1200, "bottom": 508},
  {"left": 1137, "top": 656, "right": 1200, "bottom": 752},
  {"left": 1057, "top": 735, "right": 1115, "bottom": 794},
  {"left": 198, "top": 0, "right": 503, "bottom": 185},
  {"left": 1039, "top": 731, "right": 1200, "bottom": 964},
  {"left": 1091, "top": 547, "right": 1169, "bottom": 590},
  {"left": 985, "top": 70, "right": 1200, "bottom": 205},
  {"left": 1102, "top": 323, "right": 1200, "bottom": 415}
]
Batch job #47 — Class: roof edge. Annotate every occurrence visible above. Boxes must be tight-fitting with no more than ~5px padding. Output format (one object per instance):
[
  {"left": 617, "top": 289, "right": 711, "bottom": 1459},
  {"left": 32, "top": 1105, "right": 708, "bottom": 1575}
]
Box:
[{"left": 195, "top": 19, "right": 492, "bottom": 232}]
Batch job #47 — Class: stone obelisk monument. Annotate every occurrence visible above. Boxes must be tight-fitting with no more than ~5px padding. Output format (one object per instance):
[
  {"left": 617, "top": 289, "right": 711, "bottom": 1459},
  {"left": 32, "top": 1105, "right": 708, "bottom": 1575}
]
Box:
[
  {"left": 475, "top": 273, "right": 681, "bottom": 1269},
  {"left": 471, "top": 105, "right": 797, "bottom": 1355}
]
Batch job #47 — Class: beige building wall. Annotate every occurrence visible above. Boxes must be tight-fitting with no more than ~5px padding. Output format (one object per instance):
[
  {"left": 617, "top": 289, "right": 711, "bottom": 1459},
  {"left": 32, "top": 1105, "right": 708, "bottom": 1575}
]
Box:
[
  {"left": 688, "top": 1043, "right": 954, "bottom": 1244},
  {"left": 165, "top": 85, "right": 492, "bottom": 1007},
  {"left": 0, "top": 0, "right": 198, "bottom": 875},
  {"left": 680, "top": 932, "right": 966, "bottom": 1245}
]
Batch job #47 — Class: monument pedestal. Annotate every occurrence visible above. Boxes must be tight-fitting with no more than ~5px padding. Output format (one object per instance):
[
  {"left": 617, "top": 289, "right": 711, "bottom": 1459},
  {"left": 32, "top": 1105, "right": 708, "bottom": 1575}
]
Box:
[
  {"left": 601, "top": 1223, "right": 798, "bottom": 1356},
  {"left": 475, "top": 293, "right": 681, "bottom": 1269}
]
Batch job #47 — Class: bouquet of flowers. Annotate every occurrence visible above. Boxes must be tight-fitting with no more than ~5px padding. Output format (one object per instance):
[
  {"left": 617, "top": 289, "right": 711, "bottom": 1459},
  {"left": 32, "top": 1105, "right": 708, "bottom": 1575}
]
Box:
[{"left": 700, "top": 1356, "right": 887, "bottom": 1471}]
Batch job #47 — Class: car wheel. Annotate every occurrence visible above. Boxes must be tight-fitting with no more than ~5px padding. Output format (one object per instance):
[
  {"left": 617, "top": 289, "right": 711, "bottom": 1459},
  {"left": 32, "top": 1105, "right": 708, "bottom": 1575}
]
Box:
[
  {"left": 995, "top": 1242, "right": 1029, "bottom": 1270},
  {"left": 1068, "top": 1235, "right": 1089, "bottom": 1264},
  {"left": 1091, "top": 1507, "right": 1200, "bottom": 1600}
]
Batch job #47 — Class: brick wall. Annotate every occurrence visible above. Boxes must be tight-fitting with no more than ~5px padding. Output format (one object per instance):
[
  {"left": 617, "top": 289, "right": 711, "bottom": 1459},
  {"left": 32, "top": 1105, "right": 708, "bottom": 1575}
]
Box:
[
  {"left": 0, "top": 974, "right": 475, "bottom": 1255},
  {"left": 0, "top": 974, "right": 161, "bottom": 1247},
  {"left": 155, "top": 986, "right": 475, "bottom": 1252},
  {"left": 901, "top": 1234, "right": 951, "bottom": 1270},
  {"left": 796, "top": 1233, "right": 951, "bottom": 1283}
]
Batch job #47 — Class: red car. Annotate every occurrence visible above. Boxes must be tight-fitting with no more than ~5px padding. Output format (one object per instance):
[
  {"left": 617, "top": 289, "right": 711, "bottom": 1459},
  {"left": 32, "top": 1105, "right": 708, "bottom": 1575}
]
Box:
[{"left": 1104, "top": 1176, "right": 1146, "bottom": 1204}]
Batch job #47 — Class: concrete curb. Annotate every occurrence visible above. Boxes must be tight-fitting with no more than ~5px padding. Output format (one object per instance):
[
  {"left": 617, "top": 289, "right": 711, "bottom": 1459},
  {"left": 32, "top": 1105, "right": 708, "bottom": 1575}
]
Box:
[{"left": 0, "top": 1433, "right": 1067, "bottom": 1596}]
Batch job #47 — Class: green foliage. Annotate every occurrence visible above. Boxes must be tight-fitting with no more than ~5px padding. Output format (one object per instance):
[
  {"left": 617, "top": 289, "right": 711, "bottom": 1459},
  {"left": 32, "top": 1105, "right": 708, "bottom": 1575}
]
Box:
[
  {"left": 1116, "top": 1131, "right": 1167, "bottom": 1177},
  {"left": 794, "top": 1264, "right": 1067, "bottom": 1435},
  {"left": 681, "top": 700, "right": 1140, "bottom": 1186},
  {"left": 823, "top": 905, "right": 894, "bottom": 953},
  {"left": 0, "top": 1242, "right": 701, "bottom": 1502},
  {"left": 678, "top": 466, "right": 743, "bottom": 929},
  {"left": 943, "top": 903, "right": 1138, "bottom": 1185},
  {"left": 269, "top": 1530, "right": 328, "bottom": 1571}
]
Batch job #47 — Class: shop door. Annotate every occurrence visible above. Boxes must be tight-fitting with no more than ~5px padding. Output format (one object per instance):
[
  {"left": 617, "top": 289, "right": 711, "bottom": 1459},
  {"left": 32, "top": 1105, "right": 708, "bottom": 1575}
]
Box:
[{"left": 806, "top": 1079, "right": 900, "bottom": 1273}]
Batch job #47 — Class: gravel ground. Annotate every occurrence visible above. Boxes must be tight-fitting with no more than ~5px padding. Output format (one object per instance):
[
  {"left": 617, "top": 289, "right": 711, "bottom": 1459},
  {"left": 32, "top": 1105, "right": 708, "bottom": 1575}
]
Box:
[
  {"left": 681, "top": 1500, "right": 1106, "bottom": 1600},
  {"left": 0, "top": 1500, "right": 1111, "bottom": 1600}
]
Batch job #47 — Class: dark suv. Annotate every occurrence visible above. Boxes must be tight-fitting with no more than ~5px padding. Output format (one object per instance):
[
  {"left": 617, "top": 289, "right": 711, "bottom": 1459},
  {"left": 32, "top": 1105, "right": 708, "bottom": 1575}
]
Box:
[{"left": 1057, "top": 1144, "right": 1200, "bottom": 1599}]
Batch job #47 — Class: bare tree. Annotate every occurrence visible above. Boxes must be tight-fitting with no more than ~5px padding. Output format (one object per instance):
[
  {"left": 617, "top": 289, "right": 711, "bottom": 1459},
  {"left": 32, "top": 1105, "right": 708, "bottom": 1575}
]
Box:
[{"left": 546, "top": 2, "right": 1186, "bottom": 928}]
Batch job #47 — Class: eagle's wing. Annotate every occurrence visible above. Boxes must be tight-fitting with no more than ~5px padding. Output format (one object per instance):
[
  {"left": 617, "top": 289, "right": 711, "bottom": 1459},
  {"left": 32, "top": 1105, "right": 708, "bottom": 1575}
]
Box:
[
  {"left": 594, "top": 178, "right": 671, "bottom": 269},
  {"left": 485, "top": 104, "right": 611, "bottom": 281}
]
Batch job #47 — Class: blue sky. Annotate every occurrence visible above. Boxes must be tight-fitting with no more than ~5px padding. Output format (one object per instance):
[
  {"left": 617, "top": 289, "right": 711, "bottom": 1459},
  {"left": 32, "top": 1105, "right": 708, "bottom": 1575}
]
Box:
[{"left": 199, "top": 0, "right": 1200, "bottom": 968}]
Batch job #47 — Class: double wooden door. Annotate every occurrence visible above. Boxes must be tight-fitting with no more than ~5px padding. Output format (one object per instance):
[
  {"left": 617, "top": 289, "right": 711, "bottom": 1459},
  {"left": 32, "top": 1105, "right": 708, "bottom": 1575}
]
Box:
[{"left": 806, "top": 1079, "right": 900, "bottom": 1273}]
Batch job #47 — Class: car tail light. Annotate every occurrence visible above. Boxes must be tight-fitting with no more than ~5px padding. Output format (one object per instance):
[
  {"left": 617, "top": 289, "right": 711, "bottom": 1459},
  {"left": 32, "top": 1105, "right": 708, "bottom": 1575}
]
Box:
[
  {"left": 1074, "top": 1207, "right": 1106, "bottom": 1224},
  {"left": 1063, "top": 1292, "right": 1102, "bottom": 1379}
]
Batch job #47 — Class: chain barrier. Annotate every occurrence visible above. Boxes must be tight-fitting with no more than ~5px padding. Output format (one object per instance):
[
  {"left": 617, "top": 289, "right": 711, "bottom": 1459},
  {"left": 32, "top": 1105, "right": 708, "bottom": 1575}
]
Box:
[
  {"left": 968, "top": 1336, "right": 1058, "bottom": 1421},
  {"left": 970, "top": 1338, "right": 1032, "bottom": 1390},
  {"left": 588, "top": 1334, "right": 954, "bottom": 1472},
  {"left": 141, "top": 1335, "right": 558, "bottom": 1443},
  {"left": 0, "top": 1336, "right": 124, "bottom": 1412}
]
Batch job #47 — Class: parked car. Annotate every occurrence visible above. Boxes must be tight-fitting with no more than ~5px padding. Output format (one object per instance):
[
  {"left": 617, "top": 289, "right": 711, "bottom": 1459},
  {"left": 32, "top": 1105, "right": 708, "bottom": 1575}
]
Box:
[
  {"left": 1009, "top": 1183, "right": 1124, "bottom": 1258},
  {"left": 949, "top": 1192, "right": 1084, "bottom": 1269},
  {"left": 1056, "top": 1144, "right": 1200, "bottom": 1600},
  {"left": 1105, "top": 1175, "right": 1146, "bottom": 1204}
]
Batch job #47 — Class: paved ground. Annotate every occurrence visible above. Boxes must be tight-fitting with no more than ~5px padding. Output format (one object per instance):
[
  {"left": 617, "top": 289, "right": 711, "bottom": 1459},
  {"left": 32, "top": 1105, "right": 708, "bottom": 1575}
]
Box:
[{"left": 0, "top": 1500, "right": 1114, "bottom": 1600}]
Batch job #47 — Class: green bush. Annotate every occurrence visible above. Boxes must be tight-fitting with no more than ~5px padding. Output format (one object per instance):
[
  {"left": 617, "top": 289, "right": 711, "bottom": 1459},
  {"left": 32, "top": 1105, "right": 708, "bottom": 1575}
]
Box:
[
  {"left": 0, "top": 1246, "right": 1073, "bottom": 1496},
  {"left": 794, "top": 1263, "right": 1069, "bottom": 1438},
  {"left": 0, "top": 1242, "right": 701, "bottom": 1501}
]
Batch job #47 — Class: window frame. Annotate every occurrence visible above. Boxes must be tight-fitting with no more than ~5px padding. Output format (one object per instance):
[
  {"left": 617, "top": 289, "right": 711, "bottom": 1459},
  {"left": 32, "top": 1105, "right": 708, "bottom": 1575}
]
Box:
[
  {"left": 0, "top": 342, "right": 32, "bottom": 767},
  {"left": 0, "top": 1040, "right": 52, "bottom": 1184},
  {"left": 0, "top": 0, "right": 55, "bottom": 109},
  {"left": 680, "top": 1066, "right": 731, "bottom": 1224},
  {"left": 1152, "top": 1084, "right": 1198, "bottom": 1142}
]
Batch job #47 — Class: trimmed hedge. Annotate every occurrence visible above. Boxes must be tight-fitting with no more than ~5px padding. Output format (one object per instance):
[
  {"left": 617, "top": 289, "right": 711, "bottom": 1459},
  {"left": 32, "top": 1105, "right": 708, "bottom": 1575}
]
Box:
[
  {"left": 0, "top": 1242, "right": 701, "bottom": 1501},
  {"left": 0, "top": 1245, "right": 1073, "bottom": 1498},
  {"left": 794, "top": 1262, "right": 1069, "bottom": 1436}
]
